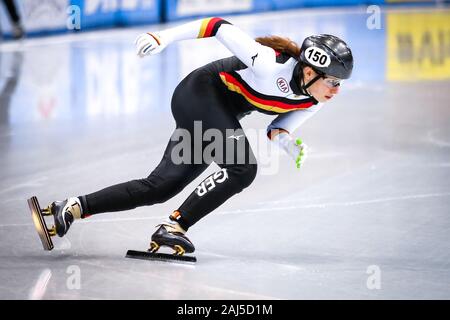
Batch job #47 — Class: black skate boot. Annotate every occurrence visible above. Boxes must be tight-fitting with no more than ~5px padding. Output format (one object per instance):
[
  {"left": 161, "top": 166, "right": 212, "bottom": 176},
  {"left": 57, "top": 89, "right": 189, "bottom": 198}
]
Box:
[
  {"left": 125, "top": 212, "right": 196, "bottom": 263},
  {"left": 50, "top": 197, "right": 82, "bottom": 237},
  {"left": 150, "top": 220, "right": 195, "bottom": 256}
]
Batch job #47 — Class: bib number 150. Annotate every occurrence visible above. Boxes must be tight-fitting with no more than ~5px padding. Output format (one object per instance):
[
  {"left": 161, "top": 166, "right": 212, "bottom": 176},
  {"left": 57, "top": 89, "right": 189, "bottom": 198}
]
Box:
[{"left": 305, "top": 47, "right": 331, "bottom": 67}]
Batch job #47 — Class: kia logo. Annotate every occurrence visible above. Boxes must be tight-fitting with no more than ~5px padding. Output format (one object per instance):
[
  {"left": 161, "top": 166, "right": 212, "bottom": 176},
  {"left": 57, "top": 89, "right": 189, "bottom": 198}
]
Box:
[{"left": 277, "top": 78, "right": 289, "bottom": 93}]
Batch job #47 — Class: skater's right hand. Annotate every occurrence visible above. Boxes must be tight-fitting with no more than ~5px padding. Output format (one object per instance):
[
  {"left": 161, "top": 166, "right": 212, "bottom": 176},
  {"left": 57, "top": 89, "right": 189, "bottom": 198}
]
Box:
[
  {"left": 135, "top": 32, "right": 167, "bottom": 57},
  {"left": 272, "top": 132, "right": 308, "bottom": 170},
  {"left": 294, "top": 138, "right": 308, "bottom": 169}
]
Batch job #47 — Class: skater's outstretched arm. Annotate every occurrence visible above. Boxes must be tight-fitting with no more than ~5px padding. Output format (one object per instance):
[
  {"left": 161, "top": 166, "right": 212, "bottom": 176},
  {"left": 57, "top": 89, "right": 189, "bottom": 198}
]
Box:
[{"left": 135, "top": 17, "right": 276, "bottom": 76}]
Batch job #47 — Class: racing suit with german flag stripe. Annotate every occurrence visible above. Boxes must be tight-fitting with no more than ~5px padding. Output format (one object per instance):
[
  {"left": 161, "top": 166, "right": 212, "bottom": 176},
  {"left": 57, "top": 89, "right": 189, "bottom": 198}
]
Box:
[{"left": 79, "top": 17, "right": 323, "bottom": 231}]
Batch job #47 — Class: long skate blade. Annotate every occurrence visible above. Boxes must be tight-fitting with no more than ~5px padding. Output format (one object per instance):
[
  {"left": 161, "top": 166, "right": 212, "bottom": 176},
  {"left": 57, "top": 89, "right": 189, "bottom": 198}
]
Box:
[
  {"left": 125, "top": 250, "right": 196, "bottom": 263},
  {"left": 28, "top": 196, "right": 54, "bottom": 251}
]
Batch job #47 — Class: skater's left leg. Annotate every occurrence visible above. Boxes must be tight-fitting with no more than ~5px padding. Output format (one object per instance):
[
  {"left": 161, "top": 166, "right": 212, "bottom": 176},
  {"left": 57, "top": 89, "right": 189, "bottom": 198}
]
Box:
[
  {"left": 172, "top": 153, "right": 257, "bottom": 232},
  {"left": 151, "top": 134, "right": 257, "bottom": 253}
]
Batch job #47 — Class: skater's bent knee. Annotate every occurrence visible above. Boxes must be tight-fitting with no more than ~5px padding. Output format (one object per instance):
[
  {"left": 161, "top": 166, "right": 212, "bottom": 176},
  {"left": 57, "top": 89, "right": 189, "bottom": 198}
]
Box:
[
  {"left": 133, "top": 177, "right": 185, "bottom": 205},
  {"left": 228, "top": 163, "right": 257, "bottom": 188}
]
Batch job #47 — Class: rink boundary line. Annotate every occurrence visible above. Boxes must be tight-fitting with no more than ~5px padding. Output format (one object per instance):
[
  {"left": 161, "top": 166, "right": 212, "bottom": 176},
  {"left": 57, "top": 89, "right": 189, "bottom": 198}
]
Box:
[
  {"left": 427, "top": 130, "right": 450, "bottom": 148},
  {"left": 254, "top": 191, "right": 450, "bottom": 206},
  {"left": 230, "top": 192, "right": 450, "bottom": 215},
  {"left": 2, "top": 191, "right": 449, "bottom": 228}
]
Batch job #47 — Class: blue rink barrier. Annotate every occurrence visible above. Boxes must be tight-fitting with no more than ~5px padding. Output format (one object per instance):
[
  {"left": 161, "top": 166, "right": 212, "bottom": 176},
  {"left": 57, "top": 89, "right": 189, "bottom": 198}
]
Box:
[
  {"left": 163, "top": 0, "right": 386, "bottom": 21},
  {"left": 163, "top": 0, "right": 273, "bottom": 21},
  {"left": 272, "top": 0, "right": 384, "bottom": 10},
  {"left": 1, "top": 0, "right": 448, "bottom": 38},
  {"left": 0, "top": 0, "right": 162, "bottom": 38},
  {"left": 71, "top": 0, "right": 161, "bottom": 29}
]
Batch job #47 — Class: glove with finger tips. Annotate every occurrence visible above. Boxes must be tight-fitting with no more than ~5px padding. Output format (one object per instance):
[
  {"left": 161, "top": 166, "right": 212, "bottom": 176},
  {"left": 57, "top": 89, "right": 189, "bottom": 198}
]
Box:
[
  {"left": 295, "top": 139, "right": 308, "bottom": 169},
  {"left": 272, "top": 133, "right": 308, "bottom": 170},
  {"left": 135, "top": 32, "right": 167, "bottom": 57}
]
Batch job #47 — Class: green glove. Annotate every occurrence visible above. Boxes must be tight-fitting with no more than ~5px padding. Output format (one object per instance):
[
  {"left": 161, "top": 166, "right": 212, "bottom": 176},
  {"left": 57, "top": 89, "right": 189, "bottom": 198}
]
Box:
[
  {"left": 295, "top": 138, "right": 306, "bottom": 169},
  {"left": 272, "top": 132, "right": 308, "bottom": 170}
]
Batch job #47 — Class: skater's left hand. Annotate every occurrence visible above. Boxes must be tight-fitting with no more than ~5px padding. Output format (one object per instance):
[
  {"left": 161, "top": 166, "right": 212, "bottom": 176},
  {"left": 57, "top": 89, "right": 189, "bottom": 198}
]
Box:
[{"left": 135, "top": 32, "right": 167, "bottom": 57}]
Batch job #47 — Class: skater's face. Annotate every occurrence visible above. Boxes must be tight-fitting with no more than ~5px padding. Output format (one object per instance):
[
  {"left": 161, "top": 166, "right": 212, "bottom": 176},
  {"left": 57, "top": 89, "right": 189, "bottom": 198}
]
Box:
[{"left": 302, "top": 66, "right": 341, "bottom": 103}]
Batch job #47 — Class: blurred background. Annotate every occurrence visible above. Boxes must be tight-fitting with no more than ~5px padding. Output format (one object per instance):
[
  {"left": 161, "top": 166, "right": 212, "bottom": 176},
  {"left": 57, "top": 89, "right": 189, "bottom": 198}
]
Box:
[
  {"left": 1, "top": 0, "right": 449, "bottom": 123},
  {"left": 0, "top": 0, "right": 449, "bottom": 299}
]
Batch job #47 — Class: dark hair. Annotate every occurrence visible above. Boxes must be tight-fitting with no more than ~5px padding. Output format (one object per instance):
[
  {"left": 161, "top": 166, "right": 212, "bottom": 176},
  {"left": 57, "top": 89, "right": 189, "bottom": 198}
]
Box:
[{"left": 255, "top": 35, "right": 301, "bottom": 59}]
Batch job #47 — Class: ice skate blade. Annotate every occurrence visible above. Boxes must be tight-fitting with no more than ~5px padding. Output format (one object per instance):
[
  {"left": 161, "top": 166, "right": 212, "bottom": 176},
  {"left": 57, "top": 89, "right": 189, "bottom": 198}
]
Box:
[
  {"left": 27, "top": 196, "right": 54, "bottom": 251},
  {"left": 125, "top": 250, "right": 196, "bottom": 263}
]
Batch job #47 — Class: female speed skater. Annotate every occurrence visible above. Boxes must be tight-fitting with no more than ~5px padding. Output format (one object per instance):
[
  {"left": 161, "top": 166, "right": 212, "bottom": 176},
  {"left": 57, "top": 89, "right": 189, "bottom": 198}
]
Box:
[{"left": 44, "top": 17, "right": 353, "bottom": 256}]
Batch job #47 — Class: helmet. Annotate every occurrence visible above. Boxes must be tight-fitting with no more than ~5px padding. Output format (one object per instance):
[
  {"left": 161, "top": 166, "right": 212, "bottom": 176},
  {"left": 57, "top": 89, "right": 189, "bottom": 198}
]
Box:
[{"left": 299, "top": 34, "right": 353, "bottom": 80}]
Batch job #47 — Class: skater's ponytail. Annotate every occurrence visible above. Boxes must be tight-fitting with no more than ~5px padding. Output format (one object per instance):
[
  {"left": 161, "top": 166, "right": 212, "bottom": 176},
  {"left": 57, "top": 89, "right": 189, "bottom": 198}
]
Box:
[{"left": 255, "top": 35, "right": 301, "bottom": 59}]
